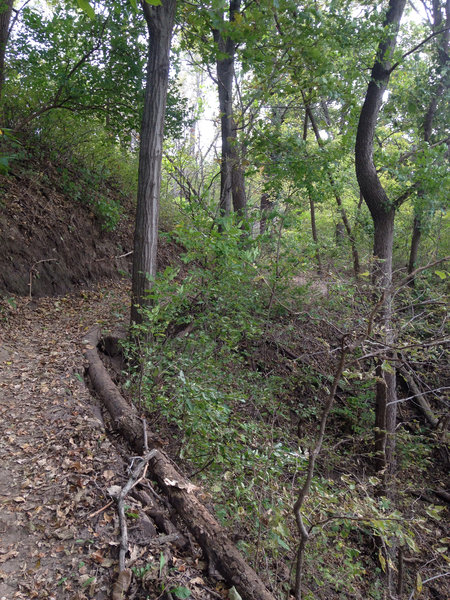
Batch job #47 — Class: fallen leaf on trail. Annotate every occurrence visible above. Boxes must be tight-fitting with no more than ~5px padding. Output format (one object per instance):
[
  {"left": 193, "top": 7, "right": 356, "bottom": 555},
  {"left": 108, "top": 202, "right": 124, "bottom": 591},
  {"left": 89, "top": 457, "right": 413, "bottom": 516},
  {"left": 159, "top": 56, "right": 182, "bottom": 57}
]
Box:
[
  {"left": 91, "top": 550, "right": 104, "bottom": 563},
  {"left": 0, "top": 550, "right": 19, "bottom": 563},
  {"left": 112, "top": 569, "right": 132, "bottom": 600},
  {"left": 102, "top": 469, "right": 115, "bottom": 480},
  {"left": 54, "top": 528, "right": 74, "bottom": 540},
  {"left": 100, "top": 558, "right": 115, "bottom": 568},
  {"left": 13, "top": 496, "right": 26, "bottom": 503},
  {"left": 107, "top": 485, "right": 122, "bottom": 497}
]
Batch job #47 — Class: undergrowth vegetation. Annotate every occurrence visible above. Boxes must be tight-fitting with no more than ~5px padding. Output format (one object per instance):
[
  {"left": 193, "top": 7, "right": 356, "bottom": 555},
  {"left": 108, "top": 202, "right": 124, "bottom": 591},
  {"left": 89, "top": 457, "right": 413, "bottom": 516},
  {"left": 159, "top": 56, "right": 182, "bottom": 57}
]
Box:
[
  {"left": 1, "top": 2, "right": 448, "bottom": 596},
  {"left": 121, "top": 208, "right": 449, "bottom": 599}
]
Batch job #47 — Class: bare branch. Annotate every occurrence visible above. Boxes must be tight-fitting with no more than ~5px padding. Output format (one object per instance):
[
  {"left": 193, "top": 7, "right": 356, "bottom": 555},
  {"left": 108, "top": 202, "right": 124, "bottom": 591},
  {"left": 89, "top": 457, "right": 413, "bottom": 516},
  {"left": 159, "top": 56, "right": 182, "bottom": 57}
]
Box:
[{"left": 389, "top": 27, "right": 450, "bottom": 73}]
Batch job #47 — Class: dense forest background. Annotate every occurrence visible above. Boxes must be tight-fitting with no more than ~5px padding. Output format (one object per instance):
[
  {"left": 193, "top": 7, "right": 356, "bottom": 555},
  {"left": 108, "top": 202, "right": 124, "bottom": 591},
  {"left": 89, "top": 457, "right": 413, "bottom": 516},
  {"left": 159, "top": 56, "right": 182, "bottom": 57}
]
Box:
[{"left": 0, "top": 0, "right": 449, "bottom": 599}]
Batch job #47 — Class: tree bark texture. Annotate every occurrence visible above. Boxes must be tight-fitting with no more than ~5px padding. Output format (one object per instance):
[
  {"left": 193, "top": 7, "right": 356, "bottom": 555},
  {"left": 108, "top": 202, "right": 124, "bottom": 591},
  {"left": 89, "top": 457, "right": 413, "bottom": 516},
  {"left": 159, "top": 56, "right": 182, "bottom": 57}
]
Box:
[
  {"left": 213, "top": 0, "right": 246, "bottom": 220},
  {"left": 0, "top": 0, "right": 13, "bottom": 102},
  {"left": 131, "top": 0, "right": 176, "bottom": 326},
  {"left": 260, "top": 192, "right": 273, "bottom": 234},
  {"left": 83, "top": 328, "right": 276, "bottom": 600},
  {"left": 214, "top": 25, "right": 233, "bottom": 217},
  {"left": 355, "top": 0, "right": 406, "bottom": 475},
  {"left": 407, "top": 215, "right": 422, "bottom": 283},
  {"left": 231, "top": 120, "right": 247, "bottom": 217},
  {"left": 308, "top": 195, "right": 322, "bottom": 274}
]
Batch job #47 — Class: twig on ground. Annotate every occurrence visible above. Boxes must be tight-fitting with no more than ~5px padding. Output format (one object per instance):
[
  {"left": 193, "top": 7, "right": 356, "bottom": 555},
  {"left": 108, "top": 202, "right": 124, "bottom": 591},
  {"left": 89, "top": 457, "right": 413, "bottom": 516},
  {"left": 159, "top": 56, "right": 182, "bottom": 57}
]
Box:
[
  {"left": 88, "top": 500, "right": 114, "bottom": 519},
  {"left": 142, "top": 417, "right": 148, "bottom": 452},
  {"left": 113, "top": 450, "right": 157, "bottom": 572}
]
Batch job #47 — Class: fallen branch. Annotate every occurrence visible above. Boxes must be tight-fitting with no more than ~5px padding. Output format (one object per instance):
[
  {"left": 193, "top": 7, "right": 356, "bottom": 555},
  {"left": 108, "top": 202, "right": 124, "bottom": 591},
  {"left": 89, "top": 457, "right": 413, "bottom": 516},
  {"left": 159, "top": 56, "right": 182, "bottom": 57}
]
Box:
[
  {"left": 83, "top": 327, "right": 277, "bottom": 600},
  {"left": 94, "top": 250, "right": 133, "bottom": 262},
  {"left": 398, "top": 364, "right": 438, "bottom": 427},
  {"left": 114, "top": 451, "right": 157, "bottom": 572}
]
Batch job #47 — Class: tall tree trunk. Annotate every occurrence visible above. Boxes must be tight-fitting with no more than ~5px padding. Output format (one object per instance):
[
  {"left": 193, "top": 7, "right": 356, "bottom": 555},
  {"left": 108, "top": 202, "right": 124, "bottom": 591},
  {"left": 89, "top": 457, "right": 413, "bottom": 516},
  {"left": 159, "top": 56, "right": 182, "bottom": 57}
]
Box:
[
  {"left": 0, "top": 0, "right": 13, "bottom": 103},
  {"left": 308, "top": 194, "right": 322, "bottom": 274},
  {"left": 407, "top": 0, "right": 449, "bottom": 284},
  {"left": 213, "top": 0, "right": 246, "bottom": 221},
  {"left": 407, "top": 215, "right": 422, "bottom": 284},
  {"left": 130, "top": 0, "right": 176, "bottom": 327},
  {"left": 231, "top": 121, "right": 247, "bottom": 218},
  {"left": 355, "top": 0, "right": 406, "bottom": 477},
  {"left": 214, "top": 26, "right": 233, "bottom": 218},
  {"left": 259, "top": 192, "right": 273, "bottom": 234},
  {"left": 372, "top": 209, "right": 396, "bottom": 472}
]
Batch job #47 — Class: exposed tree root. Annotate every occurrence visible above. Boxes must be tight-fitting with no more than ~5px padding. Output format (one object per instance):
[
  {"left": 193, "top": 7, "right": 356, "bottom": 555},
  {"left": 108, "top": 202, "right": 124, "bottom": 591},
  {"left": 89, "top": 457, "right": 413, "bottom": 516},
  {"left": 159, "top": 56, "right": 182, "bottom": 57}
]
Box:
[{"left": 83, "top": 327, "right": 277, "bottom": 600}]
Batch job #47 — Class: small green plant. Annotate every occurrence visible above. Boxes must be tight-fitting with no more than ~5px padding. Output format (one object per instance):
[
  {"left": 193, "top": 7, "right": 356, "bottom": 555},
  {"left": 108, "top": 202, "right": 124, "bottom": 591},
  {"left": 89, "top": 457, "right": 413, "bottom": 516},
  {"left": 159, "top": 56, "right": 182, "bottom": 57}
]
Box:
[
  {"left": 170, "top": 586, "right": 191, "bottom": 599},
  {"left": 132, "top": 563, "right": 152, "bottom": 579},
  {"left": 0, "top": 128, "right": 23, "bottom": 173}
]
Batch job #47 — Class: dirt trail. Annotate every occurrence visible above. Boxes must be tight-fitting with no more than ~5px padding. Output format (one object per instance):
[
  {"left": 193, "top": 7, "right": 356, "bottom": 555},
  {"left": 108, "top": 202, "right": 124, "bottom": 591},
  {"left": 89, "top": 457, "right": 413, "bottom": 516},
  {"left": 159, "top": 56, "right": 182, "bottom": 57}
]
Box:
[{"left": 0, "top": 284, "right": 129, "bottom": 599}]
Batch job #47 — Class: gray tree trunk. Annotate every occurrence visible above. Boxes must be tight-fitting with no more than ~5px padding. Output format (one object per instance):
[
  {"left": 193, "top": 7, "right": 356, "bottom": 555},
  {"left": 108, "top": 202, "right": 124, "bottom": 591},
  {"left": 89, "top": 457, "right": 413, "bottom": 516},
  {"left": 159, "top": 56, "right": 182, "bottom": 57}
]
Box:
[
  {"left": 130, "top": 0, "right": 176, "bottom": 327},
  {"left": 213, "top": 0, "right": 246, "bottom": 221},
  {"left": 355, "top": 0, "right": 406, "bottom": 475},
  {"left": 0, "top": 0, "right": 13, "bottom": 102}
]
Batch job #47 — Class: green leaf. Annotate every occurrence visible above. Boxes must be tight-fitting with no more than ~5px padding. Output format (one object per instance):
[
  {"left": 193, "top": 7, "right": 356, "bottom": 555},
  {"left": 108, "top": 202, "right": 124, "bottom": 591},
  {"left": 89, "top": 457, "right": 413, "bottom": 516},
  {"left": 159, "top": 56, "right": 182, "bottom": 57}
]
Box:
[
  {"left": 416, "top": 572, "right": 423, "bottom": 594},
  {"left": 228, "top": 587, "right": 243, "bottom": 600},
  {"left": 275, "top": 534, "right": 291, "bottom": 550},
  {"left": 82, "top": 576, "right": 96, "bottom": 588},
  {"left": 381, "top": 360, "right": 395, "bottom": 374},
  {"left": 378, "top": 549, "right": 386, "bottom": 573},
  {"left": 159, "top": 552, "right": 166, "bottom": 576},
  {"left": 171, "top": 587, "right": 191, "bottom": 599},
  {"left": 145, "top": 0, "right": 163, "bottom": 5},
  {"left": 76, "top": 0, "right": 95, "bottom": 19},
  {"left": 129, "top": 0, "right": 138, "bottom": 10},
  {"left": 435, "top": 270, "right": 447, "bottom": 280}
]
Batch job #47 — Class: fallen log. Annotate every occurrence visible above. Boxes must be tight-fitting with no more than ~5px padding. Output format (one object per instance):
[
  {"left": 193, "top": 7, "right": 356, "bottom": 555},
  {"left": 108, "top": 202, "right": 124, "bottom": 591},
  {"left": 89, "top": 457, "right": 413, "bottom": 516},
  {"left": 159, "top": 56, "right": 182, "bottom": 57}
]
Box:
[
  {"left": 83, "top": 327, "right": 277, "bottom": 600},
  {"left": 83, "top": 327, "right": 151, "bottom": 450}
]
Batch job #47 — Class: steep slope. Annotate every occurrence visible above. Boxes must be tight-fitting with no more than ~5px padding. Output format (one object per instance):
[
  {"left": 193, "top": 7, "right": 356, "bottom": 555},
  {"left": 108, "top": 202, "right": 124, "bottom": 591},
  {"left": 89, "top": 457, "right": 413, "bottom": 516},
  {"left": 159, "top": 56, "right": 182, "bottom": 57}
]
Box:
[{"left": 0, "top": 159, "right": 134, "bottom": 297}]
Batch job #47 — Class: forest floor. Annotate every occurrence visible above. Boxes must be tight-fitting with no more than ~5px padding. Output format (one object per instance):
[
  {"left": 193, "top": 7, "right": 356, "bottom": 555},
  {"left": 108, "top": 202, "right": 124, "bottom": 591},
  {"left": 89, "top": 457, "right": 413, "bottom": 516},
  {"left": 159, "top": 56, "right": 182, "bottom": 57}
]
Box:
[{"left": 0, "top": 282, "right": 222, "bottom": 600}]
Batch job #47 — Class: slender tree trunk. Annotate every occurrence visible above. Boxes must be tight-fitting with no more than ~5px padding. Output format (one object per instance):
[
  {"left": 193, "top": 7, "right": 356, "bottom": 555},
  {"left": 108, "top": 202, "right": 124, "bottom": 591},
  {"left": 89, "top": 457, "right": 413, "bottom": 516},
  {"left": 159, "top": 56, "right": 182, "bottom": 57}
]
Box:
[
  {"left": 355, "top": 0, "right": 406, "bottom": 480},
  {"left": 0, "top": 0, "right": 13, "bottom": 103},
  {"left": 213, "top": 0, "right": 246, "bottom": 221},
  {"left": 130, "top": 0, "right": 176, "bottom": 327},
  {"left": 332, "top": 183, "right": 361, "bottom": 276},
  {"left": 214, "top": 26, "right": 234, "bottom": 218},
  {"left": 407, "top": 215, "right": 422, "bottom": 284},
  {"left": 231, "top": 121, "right": 247, "bottom": 217},
  {"left": 260, "top": 192, "right": 273, "bottom": 234},
  {"left": 305, "top": 103, "right": 360, "bottom": 276},
  {"left": 308, "top": 195, "right": 322, "bottom": 274},
  {"left": 372, "top": 209, "right": 397, "bottom": 473}
]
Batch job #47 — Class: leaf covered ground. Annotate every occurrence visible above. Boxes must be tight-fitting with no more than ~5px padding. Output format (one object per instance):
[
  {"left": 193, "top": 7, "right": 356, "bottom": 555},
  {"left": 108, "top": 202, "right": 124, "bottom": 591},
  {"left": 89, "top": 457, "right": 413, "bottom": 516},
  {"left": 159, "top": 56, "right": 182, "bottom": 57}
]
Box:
[{"left": 0, "top": 284, "right": 224, "bottom": 600}]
